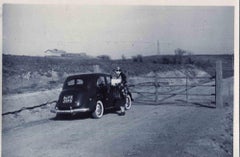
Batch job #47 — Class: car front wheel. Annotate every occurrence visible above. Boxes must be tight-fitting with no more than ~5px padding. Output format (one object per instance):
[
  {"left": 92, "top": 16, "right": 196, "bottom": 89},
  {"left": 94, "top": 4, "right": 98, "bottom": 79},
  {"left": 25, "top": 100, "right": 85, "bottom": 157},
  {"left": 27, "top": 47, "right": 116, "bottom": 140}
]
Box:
[
  {"left": 125, "top": 95, "right": 132, "bottom": 110},
  {"left": 92, "top": 100, "right": 104, "bottom": 119}
]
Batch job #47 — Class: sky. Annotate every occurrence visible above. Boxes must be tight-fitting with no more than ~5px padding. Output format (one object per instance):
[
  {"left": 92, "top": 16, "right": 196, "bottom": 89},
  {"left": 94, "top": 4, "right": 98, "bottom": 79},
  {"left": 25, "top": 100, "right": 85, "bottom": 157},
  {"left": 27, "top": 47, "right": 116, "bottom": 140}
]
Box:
[{"left": 2, "top": 5, "right": 234, "bottom": 59}]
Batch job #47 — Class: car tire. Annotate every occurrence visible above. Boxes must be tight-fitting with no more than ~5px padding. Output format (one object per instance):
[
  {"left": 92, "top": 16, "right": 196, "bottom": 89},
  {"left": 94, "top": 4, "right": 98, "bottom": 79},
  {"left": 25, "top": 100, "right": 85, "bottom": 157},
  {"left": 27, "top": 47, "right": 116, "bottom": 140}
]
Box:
[
  {"left": 92, "top": 100, "right": 104, "bottom": 119},
  {"left": 125, "top": 95, "right": 132, "bottom": 110}
]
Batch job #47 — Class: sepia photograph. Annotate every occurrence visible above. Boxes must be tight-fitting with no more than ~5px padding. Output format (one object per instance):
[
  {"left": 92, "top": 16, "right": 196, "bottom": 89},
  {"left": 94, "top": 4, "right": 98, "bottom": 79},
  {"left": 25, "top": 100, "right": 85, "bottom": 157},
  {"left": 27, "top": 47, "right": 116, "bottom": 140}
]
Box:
[{"left": 1, "top": 1, "right": 238, "bottom": 157}]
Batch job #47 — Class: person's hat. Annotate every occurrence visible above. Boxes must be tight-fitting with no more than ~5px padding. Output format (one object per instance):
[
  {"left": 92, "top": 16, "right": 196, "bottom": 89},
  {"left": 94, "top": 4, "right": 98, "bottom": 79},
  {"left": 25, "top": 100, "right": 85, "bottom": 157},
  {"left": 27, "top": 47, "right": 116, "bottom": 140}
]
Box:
[{"left": 116, "top": 66, "right": 122, "bottom": 72}]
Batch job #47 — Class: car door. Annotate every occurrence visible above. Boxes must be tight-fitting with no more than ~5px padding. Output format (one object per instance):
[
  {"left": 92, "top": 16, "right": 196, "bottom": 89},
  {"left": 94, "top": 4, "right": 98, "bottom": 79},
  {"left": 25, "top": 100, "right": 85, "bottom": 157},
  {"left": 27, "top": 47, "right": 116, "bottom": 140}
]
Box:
[
  {"left": 104, "top": 75, "right": 115, "bottom": 108},
  {"left": 96, "top": 76, "right": 108, "bottom": 105}
]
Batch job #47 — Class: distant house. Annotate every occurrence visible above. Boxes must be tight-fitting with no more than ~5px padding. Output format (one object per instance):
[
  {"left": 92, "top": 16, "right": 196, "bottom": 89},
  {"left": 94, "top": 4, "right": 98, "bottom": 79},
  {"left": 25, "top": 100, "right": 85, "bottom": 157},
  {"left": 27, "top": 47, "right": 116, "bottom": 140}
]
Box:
[{"left": 44, "top": 49, "right": 66, "bottom": 56}]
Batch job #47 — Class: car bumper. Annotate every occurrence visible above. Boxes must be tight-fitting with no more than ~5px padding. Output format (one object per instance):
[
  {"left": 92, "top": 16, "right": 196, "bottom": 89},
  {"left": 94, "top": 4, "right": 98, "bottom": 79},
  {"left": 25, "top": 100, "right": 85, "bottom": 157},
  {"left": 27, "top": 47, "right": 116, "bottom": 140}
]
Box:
[{"left": 51, "top": 108, "right": 90, "bottom": 114}]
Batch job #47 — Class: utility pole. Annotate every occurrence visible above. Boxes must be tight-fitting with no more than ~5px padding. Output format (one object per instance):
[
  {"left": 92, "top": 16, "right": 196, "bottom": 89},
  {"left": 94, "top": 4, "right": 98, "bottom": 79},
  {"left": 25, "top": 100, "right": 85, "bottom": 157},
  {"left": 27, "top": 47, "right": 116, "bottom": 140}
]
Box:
[{"left": 157, "top": 40, "right": 160, "bottom": 55}]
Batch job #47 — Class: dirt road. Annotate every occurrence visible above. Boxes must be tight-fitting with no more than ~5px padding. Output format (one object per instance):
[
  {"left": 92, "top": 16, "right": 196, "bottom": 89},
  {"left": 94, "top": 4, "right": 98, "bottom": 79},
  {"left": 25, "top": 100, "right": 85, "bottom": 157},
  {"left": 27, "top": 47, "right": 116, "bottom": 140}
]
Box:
[{"left": 2, "top": 103, "right": 232, "bottom": 157}]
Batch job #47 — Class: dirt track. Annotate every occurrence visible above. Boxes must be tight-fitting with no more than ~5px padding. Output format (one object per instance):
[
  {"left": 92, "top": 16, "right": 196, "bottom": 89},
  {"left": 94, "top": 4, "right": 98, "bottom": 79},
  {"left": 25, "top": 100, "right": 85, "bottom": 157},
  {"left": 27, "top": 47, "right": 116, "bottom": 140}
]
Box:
[
  {"left": 2, "top": 78, "right": 233, "bottom": 157},
  {"left": 2, "top": 104, "right": 232, "bottom": 157}
]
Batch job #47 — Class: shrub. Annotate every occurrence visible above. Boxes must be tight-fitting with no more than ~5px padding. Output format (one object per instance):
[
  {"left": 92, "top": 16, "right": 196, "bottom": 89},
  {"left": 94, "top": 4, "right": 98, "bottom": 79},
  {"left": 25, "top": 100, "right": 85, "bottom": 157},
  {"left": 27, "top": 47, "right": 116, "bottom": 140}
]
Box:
[
  {"left": 194, "top": 59, "right": 213, "bottom": 69},
  {"left": 137, "top": 55, "right": 143, "bottom": 62},
  {"left": 97, "top": 55, "right": 111, "bottom": 60},
  {"left": 152, "top": 60, "right": 157, "bottom": 64},
  {"left": 185, "top": 57, "right": 194, "bottom": 64},
  {"left": 132, "top": 56, "right": 138, "bottom": 62},
  {"left": 132, "top": 54, "right": 143, "bottom": 63},
  {"left": 162, "top": 57, "right": 171, "bottom": 64},
  {"left": 121, "top": 55, "right": 126, "bottom": 61},
  {"left": 174, "top": 48, "right": 187, "bottom": 64}
]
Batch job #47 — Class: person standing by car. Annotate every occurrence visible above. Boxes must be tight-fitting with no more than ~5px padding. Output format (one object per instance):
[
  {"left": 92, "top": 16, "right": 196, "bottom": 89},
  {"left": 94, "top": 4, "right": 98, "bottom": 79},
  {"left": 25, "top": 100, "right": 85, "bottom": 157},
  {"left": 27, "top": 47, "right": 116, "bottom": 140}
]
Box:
[
  {"left": 115, "top": 67, "right": 127, "bottom": 85},
  {"left": 114, "top": 66, "right": 133, "bottom": 116},
  {"left": 114, "top": 67, "right": 134, "bottom": 100},
  {"left": 114, "top": 67, "right": 126, "bottom": 116}
]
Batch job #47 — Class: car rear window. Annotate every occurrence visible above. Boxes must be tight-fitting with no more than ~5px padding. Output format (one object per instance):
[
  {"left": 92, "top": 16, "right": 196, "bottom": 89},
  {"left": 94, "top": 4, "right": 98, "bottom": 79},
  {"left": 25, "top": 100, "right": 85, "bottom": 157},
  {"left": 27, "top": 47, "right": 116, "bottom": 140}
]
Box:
[
  {"left": 66, "top": 78, "right": 84, "bottom": 87},
  {"left": 67, "top": 79, "right": 75, "bottom": 86}
]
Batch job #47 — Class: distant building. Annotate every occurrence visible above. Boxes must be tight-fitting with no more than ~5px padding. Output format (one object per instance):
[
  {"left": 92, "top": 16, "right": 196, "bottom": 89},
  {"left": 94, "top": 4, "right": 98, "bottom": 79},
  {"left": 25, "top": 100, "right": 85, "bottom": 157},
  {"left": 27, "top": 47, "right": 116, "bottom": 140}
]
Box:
[
  {"left": 44, "top": 49, "right": 90, "bottom": 58},
  {"left": 44, "top": 49, "right": 66, "bottom": 56}
]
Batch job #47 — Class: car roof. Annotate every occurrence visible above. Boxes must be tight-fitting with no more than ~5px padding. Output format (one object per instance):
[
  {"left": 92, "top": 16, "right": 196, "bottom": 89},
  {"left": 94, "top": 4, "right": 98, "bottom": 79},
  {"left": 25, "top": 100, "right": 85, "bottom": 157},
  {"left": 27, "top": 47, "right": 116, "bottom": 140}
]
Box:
[{"left": 66, "top": 73, "right": 111, "bottom": 80}]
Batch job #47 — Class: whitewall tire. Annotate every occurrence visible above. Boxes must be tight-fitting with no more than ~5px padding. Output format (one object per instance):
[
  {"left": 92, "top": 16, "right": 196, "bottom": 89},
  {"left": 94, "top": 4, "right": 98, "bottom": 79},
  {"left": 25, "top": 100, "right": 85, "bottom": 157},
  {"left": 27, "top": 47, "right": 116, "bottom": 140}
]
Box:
[
  {"left": 125, "top": 95, "right": 132, "bottom": 110},
  {"left": 92, "top": 100, "right": 104, "bottom": 119}
]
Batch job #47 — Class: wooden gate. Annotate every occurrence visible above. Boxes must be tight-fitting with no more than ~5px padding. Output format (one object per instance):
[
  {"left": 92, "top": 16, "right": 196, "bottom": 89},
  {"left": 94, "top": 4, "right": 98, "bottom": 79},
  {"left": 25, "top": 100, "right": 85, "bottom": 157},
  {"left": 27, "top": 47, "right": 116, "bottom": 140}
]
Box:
[{"left": 130, "top": 61, "right": 223, "bottom": 108}]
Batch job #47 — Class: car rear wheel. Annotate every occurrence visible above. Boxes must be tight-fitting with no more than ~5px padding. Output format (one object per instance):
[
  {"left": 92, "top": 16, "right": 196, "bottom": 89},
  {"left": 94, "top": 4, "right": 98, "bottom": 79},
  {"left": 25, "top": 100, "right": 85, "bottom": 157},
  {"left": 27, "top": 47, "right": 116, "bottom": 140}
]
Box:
[
  {"left": 92, "top": 100, "right": 104, "bottom": 119},
  {"left": 125, "top": 95, "right": 132, "bottom": 110}
]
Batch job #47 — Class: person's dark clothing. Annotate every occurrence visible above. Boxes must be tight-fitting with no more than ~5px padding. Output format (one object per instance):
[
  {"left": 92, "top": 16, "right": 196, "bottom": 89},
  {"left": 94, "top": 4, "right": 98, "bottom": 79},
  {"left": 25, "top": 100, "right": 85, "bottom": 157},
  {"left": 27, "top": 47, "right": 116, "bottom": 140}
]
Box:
[
  {"left": 116, "top": 72, "right": 133, "bottom": 101},
  {"left": 116, "top": 72, "right": 127, "bottom": 85}
]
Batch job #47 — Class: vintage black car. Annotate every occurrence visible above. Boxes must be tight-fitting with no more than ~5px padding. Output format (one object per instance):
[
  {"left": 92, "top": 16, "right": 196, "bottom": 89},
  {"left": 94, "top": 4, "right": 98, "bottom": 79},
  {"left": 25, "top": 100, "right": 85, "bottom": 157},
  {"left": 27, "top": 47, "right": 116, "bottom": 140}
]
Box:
[{"left": 51, "top": 73, "right": 132, "bottom": 118}]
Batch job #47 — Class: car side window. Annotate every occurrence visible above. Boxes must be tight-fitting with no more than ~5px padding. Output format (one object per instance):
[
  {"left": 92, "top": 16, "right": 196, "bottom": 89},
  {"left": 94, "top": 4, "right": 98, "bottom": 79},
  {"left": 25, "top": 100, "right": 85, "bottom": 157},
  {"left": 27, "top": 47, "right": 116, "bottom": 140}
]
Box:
[
  {"left": 106, "top": 76, "right": 111, "bottom": 85},
  {"left": 76, "top": 79, "right": 84, "bottom": 85},
  {"left": 67, "top": 79, "right": 75, "bottom": 86},
  {"left": 97, "top": 76, "right": 106, "bottom": 87}
]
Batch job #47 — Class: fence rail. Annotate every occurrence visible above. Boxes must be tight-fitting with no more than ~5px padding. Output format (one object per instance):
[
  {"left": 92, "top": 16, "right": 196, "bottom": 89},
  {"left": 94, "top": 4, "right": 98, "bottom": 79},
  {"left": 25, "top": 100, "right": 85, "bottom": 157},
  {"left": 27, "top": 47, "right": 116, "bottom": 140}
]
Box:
[
  {"left": 130, "top": 61, "right": 223, "bottom": 108},
  {"left": 140, "top": 76, "right": 216, "bottom": 79}
]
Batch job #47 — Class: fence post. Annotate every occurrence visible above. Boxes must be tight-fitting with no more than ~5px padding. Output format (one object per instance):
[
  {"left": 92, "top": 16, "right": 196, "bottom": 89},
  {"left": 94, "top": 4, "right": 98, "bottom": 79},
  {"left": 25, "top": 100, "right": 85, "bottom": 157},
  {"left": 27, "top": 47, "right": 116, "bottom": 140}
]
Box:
[
  {"left": 186, "top": 76, "right": 188, "bottom": 103},
  {"left": 155, "top": 72, "right": 158, "bottom": 103},
  {"left": 216, "top": 60, "right": 223, "bottom": 108}
]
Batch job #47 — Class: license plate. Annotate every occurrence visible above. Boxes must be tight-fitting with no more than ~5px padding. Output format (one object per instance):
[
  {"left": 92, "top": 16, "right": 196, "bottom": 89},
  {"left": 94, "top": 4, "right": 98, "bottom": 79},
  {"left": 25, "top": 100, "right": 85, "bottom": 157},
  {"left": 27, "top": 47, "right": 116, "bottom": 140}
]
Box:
[{"left": 63, "top": 95, "right": 73, "bottom": 103}]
